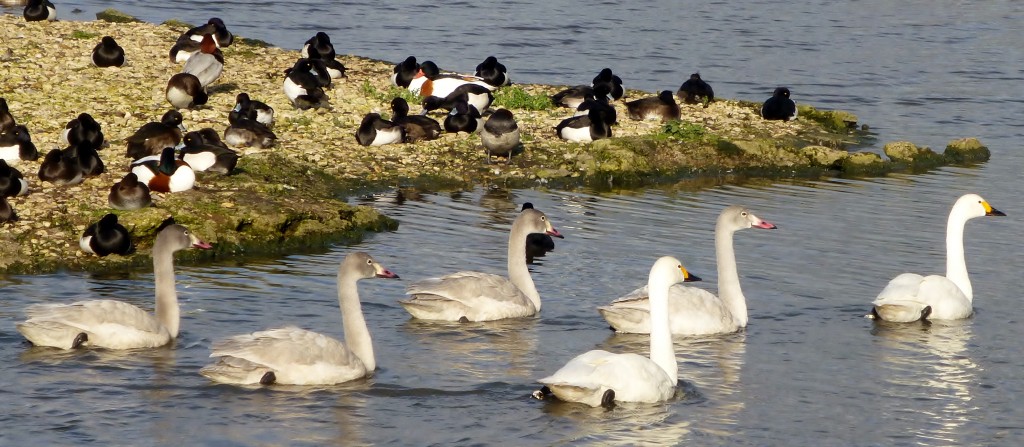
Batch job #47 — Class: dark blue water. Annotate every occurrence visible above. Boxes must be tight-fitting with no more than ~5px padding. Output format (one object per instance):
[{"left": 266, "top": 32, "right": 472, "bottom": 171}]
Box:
[{"left": 2, "top": 2, "right": 1024, "bottom": 445}]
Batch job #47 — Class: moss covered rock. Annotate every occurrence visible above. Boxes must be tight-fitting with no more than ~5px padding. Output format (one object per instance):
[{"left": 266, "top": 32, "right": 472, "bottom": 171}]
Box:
[{"left": 944, "top": 137, "right": 990, "bottom": 163}]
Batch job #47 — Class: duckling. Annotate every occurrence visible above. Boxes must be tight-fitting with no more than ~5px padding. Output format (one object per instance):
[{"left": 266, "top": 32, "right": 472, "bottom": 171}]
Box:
[
  {"left": 422, "top": 84, "right": 493, "bottom": 115},
  {"left": 480, "top": 109, "right": 520, "bottom": 163},
  {"left": 230, "top": 93, "right": 274, "bottom": 127},
  {"left": 63, "top": 141, "right": 104, "bottom": 177},
  {"left": 23, "top": 0, "right": 55, "bottom": 22},
  {"left": 391, "top": 98, "right": 441, "bottom": 143},
  {"left": 37, "top": 148, "right": 83, "bottom": 186},
  {"left": 180, "top": 131, "right": 239, "bottom": 174},
  {"left": 108, "top": 172, "right": 152, "bottom": 210},
  {"left": 677, "top": 73, "right": 714, "bottom": 106},
  {"left": 0, "top": 159, "right": 29, "bottom": 196},
  {"left": 355, "top": 113, "right": 404, "bottom": 146},
  {"left": 60, "top": 113, "right": 104, "bottom": 149},
  {"left": 443, "top": 100, "right": 483, "bottom": 134},
  {"left": 80, "top": 213, "right": 133, "bottom": 257},
  {"left": 474, "top": 56, "right": 510, "bottom": 88},
  {"left": 91, "top": 36, "right": 125, "bottom": 68},
  {"left": 130, "top": 147, "right": 195, "bottom": 193},
  {"left": 126, "top": 110, "right": 185, "bottom": 160},
  {"left": 592, "top": 68, "right": 624, "bottom": 101},
  {"left": 625, "top": 90, "right": 680, "bottom": 122},
  {"left": 556, "top": 107, "right": 612, "bottom": 143},
  {"left": 0, "top": 125, "right": 39, "bottom": 163},
  {"left": 761, "top": 87, "right": 798, "bottom": 121},
  {"left": 283, "top": 59, "right": 329, "bottom": 109},
  {"left": 183, "top": 34, "right": 224, "bottom": 88},
  {"left": 166, "top": 73, "right": 208, "bottom": 109},
  {"left": 0, "top": 196, "right": 15, "bottom": 223}
]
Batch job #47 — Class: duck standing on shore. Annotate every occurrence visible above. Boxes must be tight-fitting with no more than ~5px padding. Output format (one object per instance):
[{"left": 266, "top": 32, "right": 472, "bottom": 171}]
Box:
[
  {"left": 443, "top": 100, "right": 483, "bottom": 134},
  {"left": 283, "top": 59, "right": 329, "bottom": 109},
  {"left": 165, "top": 73, "right": 208, "bottom": 109},
  {"left": 23, "top": 0, "right": 55, "bottom": 22},
  {"left": 108, "top": 172, "right": 151, "bottom": 210},
  {"left": 390, "top": 97, "right": 441, "bottom": 143},
  {"left": 180, "top": 131, "right": 239, "bottom": 174},
  {"left": 474, "top": 56, "right": 511, "bottom": 88},
  {"left": 183, "top": 34, "right": 223, "bottom": 88},
  {"left": 355, "top": 113, "right": 404, "bottom": 146},
  {"left": 126, "top": 110, "right": 185, "bottom": 159},
  {"left": 302, "top": 32, "right": 346, "bottom": 79},
  {"left": 592, "top": 68, "right": 624, "bottom": 101},
  {"left": 91, "top": 36, "right": 125, "bottom": 67},
  {"left": 131, "top": 147, "right": 196, "bottom": 193},
  {"left": 625, "top": 90, "right": 680, "bottom": 122},
  {"left": 556, "top": 107, "right": 612, "bottom": 142},
  {"left": 761, "top": 87, "right": 797, "bottom": 121},
  {"left": 79, "top": 213, "right": 132, "bottom": 257},
  {"left": 0, "top": 159, "right": 29, "bottom": 197},
  {"left": 229, "top": 93, "right": 274, "bottom": 127},
  {"left": 60, "top": 113, "right": 104, "bottom": 149},
  {"left": 391, "top": 56, "right": 420, "bottom": 88},
  {"left": 178, "top": 17, "right": 233, "bottom": 47},
  {"left": 0, "top": 98, "right": 17, "bottom": 134},
  {"left": 37, "top": 148, "right": 82, "bottom": 186},
  {"left": 677, "top": 73, "right": 714, "bottom": 106},
  {"left": 0, "top": 125, "right": 39, "bottom": 163},
  {"left": 480, "top": 108, "right": 520, "bottom": 163}
]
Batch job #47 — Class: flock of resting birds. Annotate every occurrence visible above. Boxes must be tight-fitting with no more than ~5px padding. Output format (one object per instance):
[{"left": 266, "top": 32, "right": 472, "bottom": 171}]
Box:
[{"left": 7, "top": 5, "right": 1001, "bottom": 408}]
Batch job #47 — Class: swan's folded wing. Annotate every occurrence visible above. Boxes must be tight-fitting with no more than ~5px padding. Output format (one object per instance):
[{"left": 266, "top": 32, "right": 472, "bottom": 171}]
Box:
[
  {"left": 405, "top": 271, "right": 525, "bottom": 306},
  {"left": 873, "top": 273, "right": 927, "bottom": 305},
  {"left": 24, "top": 300, "right": 162, "bottom": 334},
  {"left": 209, "top": 327, "right": 358, "bottom": 370}
]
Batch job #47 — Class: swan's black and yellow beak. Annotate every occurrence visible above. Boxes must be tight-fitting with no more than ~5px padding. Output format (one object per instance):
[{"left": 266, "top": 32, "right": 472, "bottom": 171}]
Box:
[
  {"left": 680, "top": 266, "right": 702, "bottom": 282},
  {"left": 983, "top": 201, "right": 1006, "bottom": 216}
]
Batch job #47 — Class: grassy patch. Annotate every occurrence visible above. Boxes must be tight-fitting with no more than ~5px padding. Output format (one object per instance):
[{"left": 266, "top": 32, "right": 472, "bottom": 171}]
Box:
[
  {"left": 660, "top": 120, "right": 710, "bottom": 141},
  {"left": 360, "top": 80, "right": 419, "bottom": 105},
  {"left": 70, "top": 30, "right": 100, "bottom": 40},
  {"left": 493, "top": 86, "right": 553, "bottom": 110}
]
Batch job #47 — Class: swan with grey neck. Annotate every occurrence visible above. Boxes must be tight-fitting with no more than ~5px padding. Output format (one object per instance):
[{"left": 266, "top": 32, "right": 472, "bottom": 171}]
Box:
[
  {"left": 200, "top": 252, "right": 399, "bottom": 385},
  {"left": 401, "top": 208, "right": 563, "bottom": 322},
  {"left": 16, "top": 224, "right": 211, "bottom": 349},
  {"left": 535, "top": 256, "right": 700, "bottom": 407},
  {"left": 869, "top": 193, "right": 1004, "bottom": 322},
  {"left": 599, "top": 205, "right": 776, "bottom": 335}
]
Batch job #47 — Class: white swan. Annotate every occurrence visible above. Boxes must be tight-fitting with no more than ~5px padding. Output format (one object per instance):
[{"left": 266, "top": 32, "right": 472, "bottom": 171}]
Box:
[
  {"left": 200, "top": 252, "right": 399, "bottom": 385},
  {"left": 17, "top": 224, "right": 212, "bottom": 349},
  {"left": 534, "top": 256, "right": 701, "bottom": 407},
  {"left": 400, "top": 208, "right": 563, "bottom": 322},
  {"left": 598, "top": 205, "right": 776, "bottom": 335},
  {"left": 869, "top": 193, "right": 1004, "bottom": 322}
]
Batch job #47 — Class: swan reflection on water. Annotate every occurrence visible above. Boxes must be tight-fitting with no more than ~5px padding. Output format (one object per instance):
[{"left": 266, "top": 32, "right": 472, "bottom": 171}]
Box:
[
  {"left": 399, "top": 317, "right": 541, "bottom": 381},
  {"left": 869, "top": 319, "right": 978, "bottom": 445}
]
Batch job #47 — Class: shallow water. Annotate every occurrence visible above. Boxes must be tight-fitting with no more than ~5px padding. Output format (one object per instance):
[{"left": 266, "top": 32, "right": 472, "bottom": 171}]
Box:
[{"left": 3, "top": 1, "right": 1024, "bottom": 445}]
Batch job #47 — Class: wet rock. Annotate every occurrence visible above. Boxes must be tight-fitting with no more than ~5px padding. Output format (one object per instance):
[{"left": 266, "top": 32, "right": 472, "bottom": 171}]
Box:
[
  {"left": 96, "top": 8, "right": 142, "bottom": 23},
  {"left": 837, "top": 151, "right": 885, "bottom": 174},
  {"left": 802, "top": 145, "right": 847, "bottom": 167},
  {"left": 943, "top": 137, "right": 990, "bottom": 163},
  {"left": 884, "top": 141, "right": 944, "bottom": 167}
]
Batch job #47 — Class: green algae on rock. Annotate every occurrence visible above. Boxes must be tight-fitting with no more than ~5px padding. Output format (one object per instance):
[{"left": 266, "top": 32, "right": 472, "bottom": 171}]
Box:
[{"left": 0, "top": 12, "right": 993, "bottom": 273}]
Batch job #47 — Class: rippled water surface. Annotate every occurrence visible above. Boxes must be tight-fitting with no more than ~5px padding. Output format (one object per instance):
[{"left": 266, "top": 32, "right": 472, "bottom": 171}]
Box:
[{"left": 3, "top": 1, "right": 1024, "bottom": 445}]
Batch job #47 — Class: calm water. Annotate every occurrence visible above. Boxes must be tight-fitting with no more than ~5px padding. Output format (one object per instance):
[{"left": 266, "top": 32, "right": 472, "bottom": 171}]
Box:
[{"left": 2, "top": 1, "right": 1024, "bottom": 445}]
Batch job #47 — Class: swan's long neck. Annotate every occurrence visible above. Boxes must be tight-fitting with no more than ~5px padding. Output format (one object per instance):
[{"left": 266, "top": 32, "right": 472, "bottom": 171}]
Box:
[
  {"left": 153, "top": 243, "right": 179, "bottom": 338},
  {"left": 716, "top": 222, "right": 747, "bottom": 327},
  {"left": 945, "top": 211, "right": 972, "bottom": 301},
  {"left": 339, "top": 270, "right": 375, "bottom": 371},
  {"left": 508, "top": 220, "right": 540, "bottom": 311},
  {"left": 649, "top": 269, "right": 678, "bottom": 384}
]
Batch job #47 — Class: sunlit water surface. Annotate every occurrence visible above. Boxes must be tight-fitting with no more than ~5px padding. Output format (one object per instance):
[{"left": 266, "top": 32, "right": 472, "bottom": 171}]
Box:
[{"left": 2, "top": 1, "right": 1024, "bottom": 445}]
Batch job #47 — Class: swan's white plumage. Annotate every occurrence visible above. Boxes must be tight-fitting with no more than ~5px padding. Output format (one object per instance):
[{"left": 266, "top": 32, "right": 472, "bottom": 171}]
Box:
[
  {"left": 400, "top": 208, "right": 562, "bottom": 322},
  {"left": 202, "top": 326, "right": 367, "bottom": 385},
  {"left": 870, "top": 193, "right": 1004, "bottom": 322},
  {"left": 201, "top": 252, "right": 398, "bottom": 386},
  {"left": 599, "top": 205, "right": 776, "bottom": 335},
  {"left": 538, "top": 256, "right": 696, "bottom": 407},
  {"left": 16, "top": 225, "right": 209, "bottom": 350}
]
